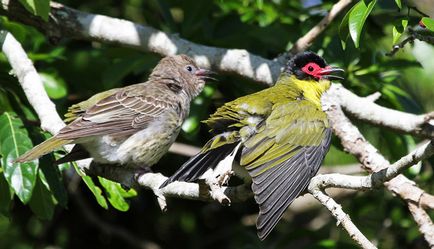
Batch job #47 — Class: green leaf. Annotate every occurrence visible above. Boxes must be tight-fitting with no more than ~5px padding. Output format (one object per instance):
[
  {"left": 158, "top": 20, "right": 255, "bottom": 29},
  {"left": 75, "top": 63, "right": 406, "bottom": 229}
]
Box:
[
  {"left": 0, "top": 30, "right": 7, "bottom": 48},
  {"left": 72, "top": 162, "right": 108, "bottom": 209},
  {"left": 18, "top": 0, "right": 50, "bottom": 21},
  {"left": 0, "top": 112, "right": 38, "bottom": 204},
  {"left": 421, "top": 17, "right": 434, "bottom": 32},
  {"left": 182, "top": 116, "right": 200, "bottom": 133},
  {"left": 0, "top": 172, "right": 13, "bottom": 216},
  {"left": 0, "top": 89, "right": 13, "bottom": 114},
  {"left": 39, "top": 160, "right": 67, "bottom": 207},
  {"left": 395, "top": 0, "right": 401, "bottom": 9},
  {"left": 348, "top": 0, "right": 377, "bottom": 48},
  {"left": 29, "top": 176, "right": 55, "bottom": 220},
  {"left": 101, "top": 55, "right": 148, "bottom": 89},
  {"left": 99, "top": 177, "right": 134, "bottom": 212},
  {"left": 1, "top": 18, "right": 27, "bottom": 43},
  {"left": 392, "top": 18, "right": 408, "bottom": 44},
  {"left": 338, "top": 5, "right": 352, "bottom": 50},
  {"left": 39, "top": 72, "right": 68, "bottom": 99}
]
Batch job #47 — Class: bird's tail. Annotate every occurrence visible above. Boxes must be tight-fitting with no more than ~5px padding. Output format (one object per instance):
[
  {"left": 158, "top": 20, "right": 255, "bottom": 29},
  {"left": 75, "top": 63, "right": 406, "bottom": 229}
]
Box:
[
  {"left": 160, "top": 142, "right": 239, "bottom": 188},
  {"left": 15, "top": 137, "right": 72, "bottom": 163}
]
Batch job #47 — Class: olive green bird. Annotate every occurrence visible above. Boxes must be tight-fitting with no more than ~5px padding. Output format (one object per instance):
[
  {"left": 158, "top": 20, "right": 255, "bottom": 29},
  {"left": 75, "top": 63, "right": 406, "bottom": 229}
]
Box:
[
  {"left": 160, "top": 52, "right": 344, "bottom": 240},
  {"left": 16, "top": 54, "right": 210, "bottom": 169}
]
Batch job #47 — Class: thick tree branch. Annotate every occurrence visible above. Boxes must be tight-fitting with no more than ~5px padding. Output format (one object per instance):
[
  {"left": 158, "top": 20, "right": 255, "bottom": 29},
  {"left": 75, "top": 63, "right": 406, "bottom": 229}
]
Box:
[
  {"left": 85, "top": 164, "right": 252, "bottom": 205},
  {"left": 329, "top": 84, "right": 434, "bottom": 139},
  {"left": 1, "top": 30, "right": 65, "bottom": 134},
  {"left": 0, "top": 0, "right": 280, "bottom": 85},
  {"left": 309, "top": 139, "right": 434, "bottom": 191}
]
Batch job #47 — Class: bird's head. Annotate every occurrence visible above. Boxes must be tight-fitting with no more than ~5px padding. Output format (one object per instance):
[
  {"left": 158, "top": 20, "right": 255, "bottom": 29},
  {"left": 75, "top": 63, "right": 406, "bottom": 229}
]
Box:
[
  {"left": 150, "top": 54, "right": 212, "bottom": 99},
  {"left": 285, "top": 51, "right": 344, "bottom": 82}
]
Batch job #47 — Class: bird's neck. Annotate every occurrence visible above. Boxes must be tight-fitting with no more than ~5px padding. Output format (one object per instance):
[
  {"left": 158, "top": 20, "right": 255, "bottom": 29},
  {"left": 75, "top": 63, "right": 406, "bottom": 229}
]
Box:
[
  {"left": 152, "top": 76, "right": 200, "bottom": 101},
  {"left": 277, "top": 74, "right": 331, "bottom": 107}
]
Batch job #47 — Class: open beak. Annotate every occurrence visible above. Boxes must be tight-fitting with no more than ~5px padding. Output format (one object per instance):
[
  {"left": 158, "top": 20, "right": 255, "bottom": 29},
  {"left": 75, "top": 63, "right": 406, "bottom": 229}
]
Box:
[
  {"left": 319, "top": 66, "right": 345, "bottom": 81},
  {"left": 195, "top": 68, "right": 217, "bottom": 82}
]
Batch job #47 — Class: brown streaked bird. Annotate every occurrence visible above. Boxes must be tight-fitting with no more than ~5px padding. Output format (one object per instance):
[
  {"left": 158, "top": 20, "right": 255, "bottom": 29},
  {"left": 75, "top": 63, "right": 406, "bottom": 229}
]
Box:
[{"left": 16, "top": 55, "right": 209, "bottom": 170}]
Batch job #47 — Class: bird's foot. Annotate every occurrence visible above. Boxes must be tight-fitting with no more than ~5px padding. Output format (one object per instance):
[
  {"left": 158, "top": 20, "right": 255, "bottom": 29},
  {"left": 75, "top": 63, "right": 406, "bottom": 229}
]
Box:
[
  {"left": 133, "top": 167, "right": 168, "bottom": 212},
  {"left": 205, "top": 176, "right": 231, "bottom": 206},
  {"left": 153, "top": 188, "right": 167, "bottom": 212},
  {"left": 217, "top": 170, "right": 234, "bottom": 187},
  {"left": 133, "top": 166, "right": 153, "bottom": 182}
]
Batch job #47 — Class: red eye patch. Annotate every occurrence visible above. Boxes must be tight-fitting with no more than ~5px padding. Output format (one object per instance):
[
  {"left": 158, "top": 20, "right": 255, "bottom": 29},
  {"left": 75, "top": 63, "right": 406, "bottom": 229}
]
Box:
[{"left": 301, "top": 62, "right": 323, "bottom": 79}]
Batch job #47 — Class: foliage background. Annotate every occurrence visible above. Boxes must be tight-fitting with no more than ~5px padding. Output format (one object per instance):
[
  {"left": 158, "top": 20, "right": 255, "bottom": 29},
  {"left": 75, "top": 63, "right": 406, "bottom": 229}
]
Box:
[{"left": 1, "top": 0, "right": 434, "bottom": 248}]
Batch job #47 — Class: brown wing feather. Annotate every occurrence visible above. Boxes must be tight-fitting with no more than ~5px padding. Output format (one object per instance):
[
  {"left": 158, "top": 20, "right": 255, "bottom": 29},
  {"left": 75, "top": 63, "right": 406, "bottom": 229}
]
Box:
[{"left": 57, "top": 85, "right": 174, "bottom": 140}]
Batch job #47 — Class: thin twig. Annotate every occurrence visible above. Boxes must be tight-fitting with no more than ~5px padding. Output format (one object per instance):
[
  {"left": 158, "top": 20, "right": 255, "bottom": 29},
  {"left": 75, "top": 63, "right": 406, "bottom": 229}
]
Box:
[
  {"left": 168, "top": 142, "right": 200, "bottom": 157},
  {"left": 289, "top": 0, "right": 353, "bottom": 55},
  {"left": 386, "top": 27, "right": 434, "bottom": 56},
  {"left": 322, "top": 95, "right": 434, "bottom": 245},
  {"left": 309, "top": 188, "right": 377, "bottom": 249}
]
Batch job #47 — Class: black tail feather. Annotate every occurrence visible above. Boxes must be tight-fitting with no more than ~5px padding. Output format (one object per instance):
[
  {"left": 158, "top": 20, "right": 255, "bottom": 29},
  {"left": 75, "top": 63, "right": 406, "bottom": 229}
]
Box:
[
  {"left": 54, "top": 144, "right": 90, "bottom": 165},
  {"left": 160, "top": 143, "right": 239, "bottom": 188}
]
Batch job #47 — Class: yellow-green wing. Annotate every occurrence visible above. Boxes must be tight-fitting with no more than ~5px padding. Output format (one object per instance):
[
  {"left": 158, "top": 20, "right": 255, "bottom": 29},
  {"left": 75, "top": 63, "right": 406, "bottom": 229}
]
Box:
[
  {"left": 160, "top": 89, "right": 276, "bottom": 188},
  {"left": 203, "top": 88, "right": 275, "bottom": 134},
  {"left": 240, "top": 100, "right": 331, "bottom": 240}
]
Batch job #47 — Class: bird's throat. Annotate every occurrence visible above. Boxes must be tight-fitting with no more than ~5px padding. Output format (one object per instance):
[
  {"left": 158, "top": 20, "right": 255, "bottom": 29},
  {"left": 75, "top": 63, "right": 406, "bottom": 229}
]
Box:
[{"left": 278, "top": 75, "right": 330, "bottom": 107}]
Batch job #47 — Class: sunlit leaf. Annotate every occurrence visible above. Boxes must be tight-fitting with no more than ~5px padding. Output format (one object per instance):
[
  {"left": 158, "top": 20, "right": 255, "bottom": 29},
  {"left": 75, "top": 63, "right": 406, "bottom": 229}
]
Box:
[
  {"left": 18, "top": 0, "right": 50, "bottom": 21},
  {"left": 39, "top": 72, "right": 68, "bottom": 99},
  {"left": 0, "top": 112, "right": 38, "bottom": 204},
  {"left": 317, "top": 239, "right": 336, "bottom": 248},
  {"left": 338, "top": 5, "right": 352, "bottom": 49},
  {"left": 182, "top": 116, "right": 200, "bottom": 134},
  {"left": 421, "top": 17, "right": 434, "bottom": 31},
  {"left": 395, "top": 0, "right": 401, "bottom": 9},
  {"left": 348, "top": 0, "right": 377, "bottom": 48},
  {"left": 392, "top": 18, "right": 408, "bottom": 44},
  {"left": 0, "top": 19, "right": 27, "bottom": 43},
  {"left": 99, "top": 177, "right": 135, "bottom": 211},
  {"left": 72, "top": 162, "right": 108, "bottom": 209}
]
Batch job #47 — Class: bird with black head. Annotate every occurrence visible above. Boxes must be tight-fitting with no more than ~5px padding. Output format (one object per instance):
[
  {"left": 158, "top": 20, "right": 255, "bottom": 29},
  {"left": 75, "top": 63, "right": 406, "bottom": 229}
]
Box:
[{"left": 161, "top": 51, "right": 344, "bottom": 240}]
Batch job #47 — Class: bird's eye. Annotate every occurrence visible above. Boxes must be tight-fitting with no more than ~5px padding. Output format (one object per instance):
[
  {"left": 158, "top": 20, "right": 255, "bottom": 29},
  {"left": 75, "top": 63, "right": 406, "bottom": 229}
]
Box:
[
  {"left": 301, "top": 63, "right": 322, "bottom": 78},
  {"left": 186, "top": 65, "right": 193, "bottom": 72}
]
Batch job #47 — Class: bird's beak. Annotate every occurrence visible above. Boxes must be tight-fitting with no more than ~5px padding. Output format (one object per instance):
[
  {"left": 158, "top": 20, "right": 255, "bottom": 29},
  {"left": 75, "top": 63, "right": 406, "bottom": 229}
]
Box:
[
  {"left": 319, "top": 66, "right": 345, "bottom": 80},
  {"left": 195, "top": 68, "right": 217, "bottom": 82}
]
